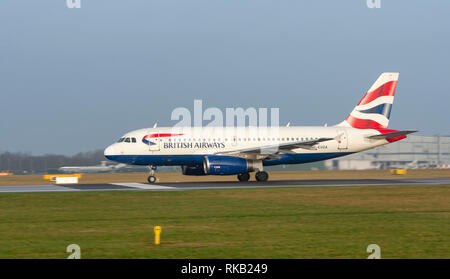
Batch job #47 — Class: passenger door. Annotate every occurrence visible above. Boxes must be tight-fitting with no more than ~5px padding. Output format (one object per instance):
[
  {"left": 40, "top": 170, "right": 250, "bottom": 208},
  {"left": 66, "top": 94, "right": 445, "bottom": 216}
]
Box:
[{"left": 336, "top": 129, "right": 348, "bottom": 150}]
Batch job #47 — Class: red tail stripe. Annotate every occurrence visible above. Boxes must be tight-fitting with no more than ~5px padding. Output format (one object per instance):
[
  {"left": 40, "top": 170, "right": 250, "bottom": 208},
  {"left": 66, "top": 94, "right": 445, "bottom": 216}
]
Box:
[
  {"left": 346, "top": 115, "right": 385, "bottom": 129},
  {"left": 357, "top": 80, "right": 397, "bottom": 106}
]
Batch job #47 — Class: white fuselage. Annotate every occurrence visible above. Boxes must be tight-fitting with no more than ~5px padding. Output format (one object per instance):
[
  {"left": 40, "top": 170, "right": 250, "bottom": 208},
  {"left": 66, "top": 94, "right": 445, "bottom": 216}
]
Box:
[{"left": 104, "top": 126, "right": 389, "bottom": 167}]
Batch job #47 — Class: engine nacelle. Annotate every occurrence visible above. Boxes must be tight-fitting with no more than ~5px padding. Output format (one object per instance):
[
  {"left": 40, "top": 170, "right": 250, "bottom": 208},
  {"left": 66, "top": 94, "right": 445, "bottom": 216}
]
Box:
[
  {"left": 181, "top": 165, "right": 206, "bottom": 175},
  {"left": 203, "top": 156, "right": 256, "bottom": 175}
]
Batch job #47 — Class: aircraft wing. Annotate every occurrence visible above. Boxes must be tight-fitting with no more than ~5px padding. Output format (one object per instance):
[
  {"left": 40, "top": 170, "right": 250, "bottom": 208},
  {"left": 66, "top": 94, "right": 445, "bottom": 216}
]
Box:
[
  {"left": 216, "top": 137, "right": 334, "bottom": 159},
  {"left": 366, "top": 130, "right": 417, "bottom": 140}
]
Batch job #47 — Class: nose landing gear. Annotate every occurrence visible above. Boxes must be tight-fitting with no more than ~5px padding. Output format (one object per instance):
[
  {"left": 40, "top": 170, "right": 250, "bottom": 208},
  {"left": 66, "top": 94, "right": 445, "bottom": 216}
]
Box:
[{"left": 147, "top": 165, "right": 158, "bottom": 183}]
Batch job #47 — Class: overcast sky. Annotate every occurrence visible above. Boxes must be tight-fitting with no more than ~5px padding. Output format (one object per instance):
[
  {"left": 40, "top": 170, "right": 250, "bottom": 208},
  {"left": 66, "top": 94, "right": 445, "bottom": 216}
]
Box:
[{"left": 0, "top": 0, "right": 449, "bottom": 155}]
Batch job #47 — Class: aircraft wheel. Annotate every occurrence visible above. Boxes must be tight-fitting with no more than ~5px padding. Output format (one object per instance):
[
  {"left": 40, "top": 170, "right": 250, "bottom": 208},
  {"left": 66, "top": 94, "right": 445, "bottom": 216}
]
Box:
[
  {"left": 237, "top": 172, "right": 250, "bottom": 182},
  {"left": 147, "top": 175, "right": 157, "bottom": 184},
  {"left": 255, "top": 171, "right": 269, "bottom": 182}
]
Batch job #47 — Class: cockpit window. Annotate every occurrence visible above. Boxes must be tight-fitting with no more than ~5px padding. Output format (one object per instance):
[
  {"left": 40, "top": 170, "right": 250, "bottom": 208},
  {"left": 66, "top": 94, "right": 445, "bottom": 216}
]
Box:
[{"left": 117, "top": 137, "right": 136, "bottom": 143}]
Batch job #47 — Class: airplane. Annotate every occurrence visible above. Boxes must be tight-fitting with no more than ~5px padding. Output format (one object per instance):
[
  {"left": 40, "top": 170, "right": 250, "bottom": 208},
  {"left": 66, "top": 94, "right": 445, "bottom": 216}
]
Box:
[
  {"left": 58, "top": 161, "right": 127, "bottom": 173},
  {"left": 104, "top": 72, "right": 417, "bottom": 183}
]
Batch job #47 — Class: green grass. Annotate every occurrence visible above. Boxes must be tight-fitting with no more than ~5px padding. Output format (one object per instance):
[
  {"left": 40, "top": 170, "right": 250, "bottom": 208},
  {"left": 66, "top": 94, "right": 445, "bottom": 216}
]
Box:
[{"left": 0, "top": 185, "right": 449, "bottom": 258}]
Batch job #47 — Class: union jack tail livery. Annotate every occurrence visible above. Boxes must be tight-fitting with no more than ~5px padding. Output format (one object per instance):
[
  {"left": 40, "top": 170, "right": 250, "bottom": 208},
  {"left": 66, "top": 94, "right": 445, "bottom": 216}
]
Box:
[{"left": 337, "top": 72, "right": 399, "bottom": 129}]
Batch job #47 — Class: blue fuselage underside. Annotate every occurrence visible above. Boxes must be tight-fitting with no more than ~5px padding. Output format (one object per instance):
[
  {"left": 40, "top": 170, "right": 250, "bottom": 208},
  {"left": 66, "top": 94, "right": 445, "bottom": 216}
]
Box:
[{"left": 105, "top": 152, "right": 353, "bottom": 166}]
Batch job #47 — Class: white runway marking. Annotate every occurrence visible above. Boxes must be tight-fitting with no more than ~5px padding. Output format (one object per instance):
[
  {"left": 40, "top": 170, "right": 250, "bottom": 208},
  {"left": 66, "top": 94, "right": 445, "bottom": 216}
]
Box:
[
  {"left": 0, "top": 185, "right": 79, "bottom": 193},
  {"left": 110, "top": 182, "right": 175, "bottom": 190}
]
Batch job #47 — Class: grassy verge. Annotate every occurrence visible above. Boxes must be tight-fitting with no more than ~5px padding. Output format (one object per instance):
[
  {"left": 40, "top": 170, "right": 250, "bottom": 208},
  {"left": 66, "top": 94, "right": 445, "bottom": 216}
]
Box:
[{"left": 0, "top": 185, "right": 449, "bottom": 258}]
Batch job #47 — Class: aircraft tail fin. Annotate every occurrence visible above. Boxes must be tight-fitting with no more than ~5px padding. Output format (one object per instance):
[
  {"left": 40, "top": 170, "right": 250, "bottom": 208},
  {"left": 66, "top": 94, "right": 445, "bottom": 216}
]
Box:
[{"left": 336, "top": 72, "right": 399, "bottom": 129}]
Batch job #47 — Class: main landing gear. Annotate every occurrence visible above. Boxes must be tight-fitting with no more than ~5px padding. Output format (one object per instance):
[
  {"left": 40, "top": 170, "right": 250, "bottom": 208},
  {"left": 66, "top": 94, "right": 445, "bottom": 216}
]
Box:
[
  {"left": 147, "top": 165, "right": 157, "bottom": 183},
  {"left": 255, "top": 171, "right": 269, "bottom": 182},
  {"left": 236, "top": 171, "right": 269, "bottom": 182},
  {"left": 237, "top": 172, "right": 250, "bottom": 182}
]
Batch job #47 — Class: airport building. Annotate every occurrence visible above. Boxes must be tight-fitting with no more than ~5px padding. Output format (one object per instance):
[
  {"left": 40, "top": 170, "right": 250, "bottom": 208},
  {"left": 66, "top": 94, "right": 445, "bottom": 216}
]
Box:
[{"left": 325, "top": 135, "right": 450, "bottom": 170}]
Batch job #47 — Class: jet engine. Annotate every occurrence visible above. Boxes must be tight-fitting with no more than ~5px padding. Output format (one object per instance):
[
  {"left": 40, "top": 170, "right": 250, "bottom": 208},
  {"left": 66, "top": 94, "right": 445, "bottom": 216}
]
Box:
[
  {"left": 181, "top": 165, "right": 207, "bottom": 175},
  {"left": 203, "top": 155, "right": 258, "bottom": 175}
]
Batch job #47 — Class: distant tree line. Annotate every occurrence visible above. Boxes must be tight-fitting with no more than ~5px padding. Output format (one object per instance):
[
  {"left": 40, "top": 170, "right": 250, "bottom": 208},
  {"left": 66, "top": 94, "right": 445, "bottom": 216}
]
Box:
[
  {"left": 0, "top": 150, "right": 106, "bottom": 174},
  {"left": 0, "top": 150, "right": 326, "bottom": 174}
]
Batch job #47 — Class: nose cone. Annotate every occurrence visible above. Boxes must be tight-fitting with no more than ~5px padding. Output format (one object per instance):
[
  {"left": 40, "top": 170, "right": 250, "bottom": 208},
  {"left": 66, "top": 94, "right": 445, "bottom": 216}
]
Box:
[{"left": 104, "top": 144, "right": 117, "bottom": 159}]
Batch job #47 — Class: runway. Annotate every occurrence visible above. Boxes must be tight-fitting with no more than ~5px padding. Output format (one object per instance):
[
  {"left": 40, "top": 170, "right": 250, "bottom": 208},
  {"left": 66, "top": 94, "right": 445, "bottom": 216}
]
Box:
[{"left": 0, "top": 177, "right": 449, "bottom": 193}]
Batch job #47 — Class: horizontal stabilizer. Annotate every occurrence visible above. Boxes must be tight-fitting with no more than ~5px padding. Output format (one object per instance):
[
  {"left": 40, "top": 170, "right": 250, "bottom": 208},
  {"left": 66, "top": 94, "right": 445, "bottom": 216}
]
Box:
[{"left": 366, "top": 130, "right": 417, "bottom": 140}]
